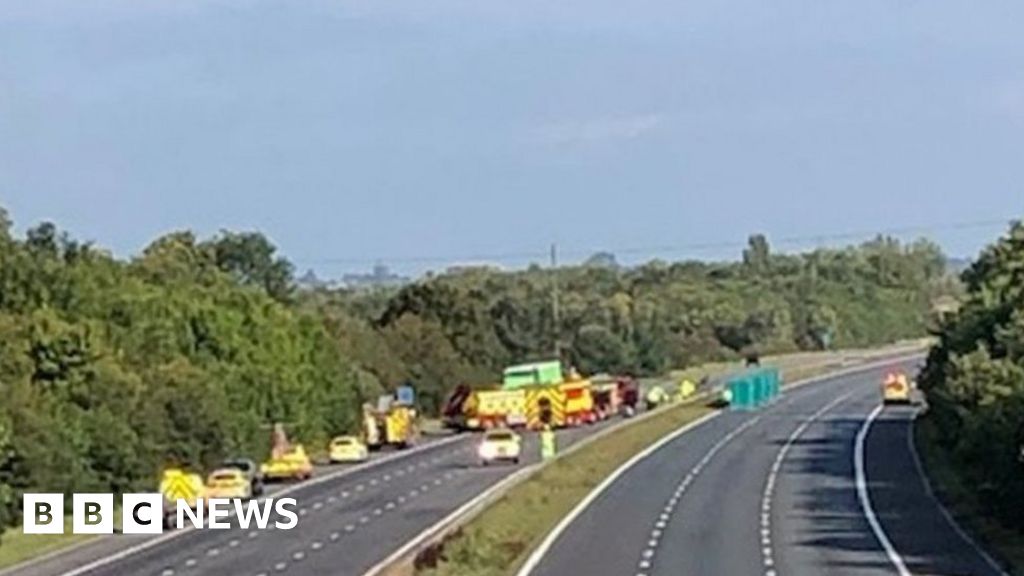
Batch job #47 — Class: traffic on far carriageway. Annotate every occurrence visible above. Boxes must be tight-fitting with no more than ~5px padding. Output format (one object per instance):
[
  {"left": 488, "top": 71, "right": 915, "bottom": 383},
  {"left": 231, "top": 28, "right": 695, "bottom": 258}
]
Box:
[
  {"left": 2, "top": 358, "right": 698, "bottom": 576},
  {"left": 149, "top": 386, "right": 420, "bottom": 530},
  {"left": 3, "top": 344, "right": 994, "bottom": 576}
]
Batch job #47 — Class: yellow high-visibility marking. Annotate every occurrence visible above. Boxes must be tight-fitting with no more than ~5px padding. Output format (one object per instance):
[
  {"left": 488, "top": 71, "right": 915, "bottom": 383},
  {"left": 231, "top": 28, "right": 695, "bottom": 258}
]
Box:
[{"left": 162, "top": 476, "right": 197, "bottom": 501}]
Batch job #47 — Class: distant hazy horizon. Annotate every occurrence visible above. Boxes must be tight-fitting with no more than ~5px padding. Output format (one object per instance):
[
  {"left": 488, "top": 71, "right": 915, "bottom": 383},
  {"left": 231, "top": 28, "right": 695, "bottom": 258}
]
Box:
[{"left": 0, "top": 204, "right": 1005, "bottom": 280}]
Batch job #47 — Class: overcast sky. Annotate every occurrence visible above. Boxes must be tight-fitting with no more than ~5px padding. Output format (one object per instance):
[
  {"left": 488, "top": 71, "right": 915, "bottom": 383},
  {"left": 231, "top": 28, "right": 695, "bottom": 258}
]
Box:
[{"left": 1, "top": 1, "right": 1021, "bottom": 276}]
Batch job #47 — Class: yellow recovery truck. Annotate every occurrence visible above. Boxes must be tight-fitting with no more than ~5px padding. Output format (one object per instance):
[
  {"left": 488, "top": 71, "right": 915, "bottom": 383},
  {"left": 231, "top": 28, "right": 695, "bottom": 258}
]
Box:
[
  {"left": 260, "top": 423, "right": 314, "bottom": 482},
  {"left": 363, "top": 387, "right": 419, "bottom": 450},
  {"left": 442, "top": 386, "right": 527, "bottom": 430}
]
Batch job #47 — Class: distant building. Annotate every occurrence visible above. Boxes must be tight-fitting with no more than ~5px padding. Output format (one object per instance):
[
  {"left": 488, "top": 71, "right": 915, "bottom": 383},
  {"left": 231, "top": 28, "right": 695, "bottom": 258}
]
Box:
[{"left": 340, "top": 264, "right": 409, "bottom": 289}]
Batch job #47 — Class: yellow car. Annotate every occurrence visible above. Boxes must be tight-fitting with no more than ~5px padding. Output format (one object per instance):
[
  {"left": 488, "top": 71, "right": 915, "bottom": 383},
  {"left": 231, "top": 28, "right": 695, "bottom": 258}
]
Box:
[
  {"left": 261, "top": 445, "right": 314, "bottom": 482},
  {"left": 329, "top": 436, "right": 369, "bottom": 464},
  {"left": 478, "top": 428, "right": 522, "bottom": 465},
  {"left": 204, "top": 468, "right": 253, "bottom": 500},
  {"left": 882, "top": 372, "right": 912, "bottom": 404}
]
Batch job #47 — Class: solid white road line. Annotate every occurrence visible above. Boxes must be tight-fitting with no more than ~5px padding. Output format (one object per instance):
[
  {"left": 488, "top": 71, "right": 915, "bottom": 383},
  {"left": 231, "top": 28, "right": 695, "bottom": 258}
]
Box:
[
  {"left": 632, "top": 415, "right": 763, "bottom": 576},
  {"left": 517, "top": 353, "right": 925, "bottom": 576},
  {"left": 854, "top": 404, "right": 912, "bottom": 576},
  {"left": 515, "top": 410, "right": 722, "bottom": 576},
  {"left": 362, "top": 464, "right": 540, "bottom": 576}
]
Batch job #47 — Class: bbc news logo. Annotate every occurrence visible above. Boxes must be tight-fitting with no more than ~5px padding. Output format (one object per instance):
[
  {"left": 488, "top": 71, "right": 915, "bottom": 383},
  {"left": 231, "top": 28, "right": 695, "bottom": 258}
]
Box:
[{"left": 23, "top": 494, "right": 299, "bottom": 534}]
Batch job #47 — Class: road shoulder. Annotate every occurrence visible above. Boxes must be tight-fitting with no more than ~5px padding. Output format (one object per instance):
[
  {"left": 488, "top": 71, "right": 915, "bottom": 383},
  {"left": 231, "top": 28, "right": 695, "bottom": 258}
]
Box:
[{"left": 861, "top": 404, "right": 1008, "bottom": 576}]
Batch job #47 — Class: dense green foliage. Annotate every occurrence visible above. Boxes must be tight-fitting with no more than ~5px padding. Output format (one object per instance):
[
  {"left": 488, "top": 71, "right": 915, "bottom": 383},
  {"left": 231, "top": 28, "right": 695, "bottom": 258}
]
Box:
[
  {"left": 0, "top": 204, "right": 950, "bottom": 535},
  {"left": 0, "top": 210, "right": 364, "bottom": 535},
  {"left": 312, "top": 233, "right": 951, "bottom": 416},
  {"left": 920, "top": 220, "right": 1024, "bottom": 530}
]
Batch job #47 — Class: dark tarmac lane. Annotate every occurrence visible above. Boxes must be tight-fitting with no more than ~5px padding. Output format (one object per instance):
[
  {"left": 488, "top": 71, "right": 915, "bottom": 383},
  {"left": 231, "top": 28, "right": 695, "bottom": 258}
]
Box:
[
  {"left": 529, "top": 360, "right": 1007, "bottom": 576},
  {"left": 6, "top": 418, "right": 617, "bottom": 576}
]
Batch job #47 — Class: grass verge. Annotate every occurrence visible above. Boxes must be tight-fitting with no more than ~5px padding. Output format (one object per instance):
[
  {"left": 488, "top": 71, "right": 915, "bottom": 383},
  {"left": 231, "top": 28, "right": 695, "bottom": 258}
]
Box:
[
  {"left": 416, "top": 350, "right": 909, "bottom": 576},
  {"left": 915, "top": 416, "right": 1024, "bottom": 575},
  {"left": 418, "top": 402, "right": 713, "bottom": 576},
  {"left": 0, "top": 519, "right": 94, "bottom": 570},
  {"left": 0, "top": 344, "right": 921, "bottom": 572}
]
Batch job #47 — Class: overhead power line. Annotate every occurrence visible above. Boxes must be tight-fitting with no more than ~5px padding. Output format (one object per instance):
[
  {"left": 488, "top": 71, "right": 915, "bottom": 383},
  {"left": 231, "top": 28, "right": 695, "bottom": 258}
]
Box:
[{"left": 292, "top": 217, "right": 1014, "bottom": 268}]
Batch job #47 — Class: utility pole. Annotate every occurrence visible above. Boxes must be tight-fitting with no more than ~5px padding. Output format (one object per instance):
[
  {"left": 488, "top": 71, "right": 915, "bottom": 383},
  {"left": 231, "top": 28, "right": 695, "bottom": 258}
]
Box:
[{"left": 550, "top": 242, "right": 561, "bottom": 360}]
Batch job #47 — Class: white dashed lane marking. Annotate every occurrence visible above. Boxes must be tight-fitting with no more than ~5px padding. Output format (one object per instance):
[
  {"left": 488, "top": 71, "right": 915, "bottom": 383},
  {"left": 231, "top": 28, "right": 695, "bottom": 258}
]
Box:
[
  {"left": 759, "top": 393, "right": 851, "bottom": 576},
  {"left": 632, "top": 416, "right": 762, "bottom": 576},
  {"left": 233, "top": 447, "right": 467, "bottom": 576}
]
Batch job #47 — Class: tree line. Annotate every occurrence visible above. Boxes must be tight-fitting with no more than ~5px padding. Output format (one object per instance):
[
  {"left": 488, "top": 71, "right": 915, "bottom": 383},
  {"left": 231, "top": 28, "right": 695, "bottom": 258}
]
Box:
[
  {"left": 0, "top": 206, "right": 952, "bottom": 533},
  {"left": 919, "top": 219, "right": 1024, "bottom": 531},
  {"left": 312, "top": 232, "right": 952, "bottom": 415}
]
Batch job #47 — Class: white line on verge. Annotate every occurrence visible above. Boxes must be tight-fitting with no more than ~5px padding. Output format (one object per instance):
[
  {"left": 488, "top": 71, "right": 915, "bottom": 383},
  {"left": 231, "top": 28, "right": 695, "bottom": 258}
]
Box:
[
  {"left": 362, "top": 465, "right": 540, "bottom": 576},
  {"left": 515, "top": 410, "right": 722, "bottom": 576},
  {"left": 517, "top": 352, "right": 925, "bottom": 576},
  {"left": 632, "top": 415, "right": 762, "bottom": 575},
  {"left": 854, "top": 404, "right": 912, "bottom": 576}
]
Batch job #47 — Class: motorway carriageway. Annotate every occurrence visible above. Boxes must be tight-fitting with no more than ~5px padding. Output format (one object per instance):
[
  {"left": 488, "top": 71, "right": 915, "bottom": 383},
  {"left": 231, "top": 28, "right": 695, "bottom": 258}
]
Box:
[
  {"left": 522, "top": 359, "right": 1007, "bottom": 576},
  {"left": 3, "top": 413, "right": 625, "bottom": 576}
]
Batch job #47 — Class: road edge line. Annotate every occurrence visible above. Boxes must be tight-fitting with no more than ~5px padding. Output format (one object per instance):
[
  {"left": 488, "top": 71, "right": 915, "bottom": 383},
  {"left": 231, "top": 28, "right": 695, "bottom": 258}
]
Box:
[
  {"left": 272, "top": 434, "right": 466, "bottom": 500},
  {"left": 907, "top": 411, "right": 1010, "bottom": 576},
  {"left": 362, "top": 392, "right": 725, "bottom": 576},
  {"left": 362, "top": 463, "right": 542, "bottom": 576},
  {"left": 517, "top": 351, "right": 925, "bottom": 576},
  {"left": 514, "top": 410, "right": 722, "bottom": 576},
  {"left": 854, "top": 404, "right": 912, "bottom": 576},
  {"left": 46, "top": 434, "right": 466, "bottom": 576}
]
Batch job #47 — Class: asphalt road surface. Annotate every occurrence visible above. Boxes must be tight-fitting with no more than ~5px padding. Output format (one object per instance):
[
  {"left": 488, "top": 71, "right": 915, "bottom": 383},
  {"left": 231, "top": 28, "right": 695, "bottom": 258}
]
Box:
[
  {"left": 528, "top": 360, "right": 1007, "bottom": 576},
  {"left": 4, "top": 417, "right": 622, "bottom": 576}
]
